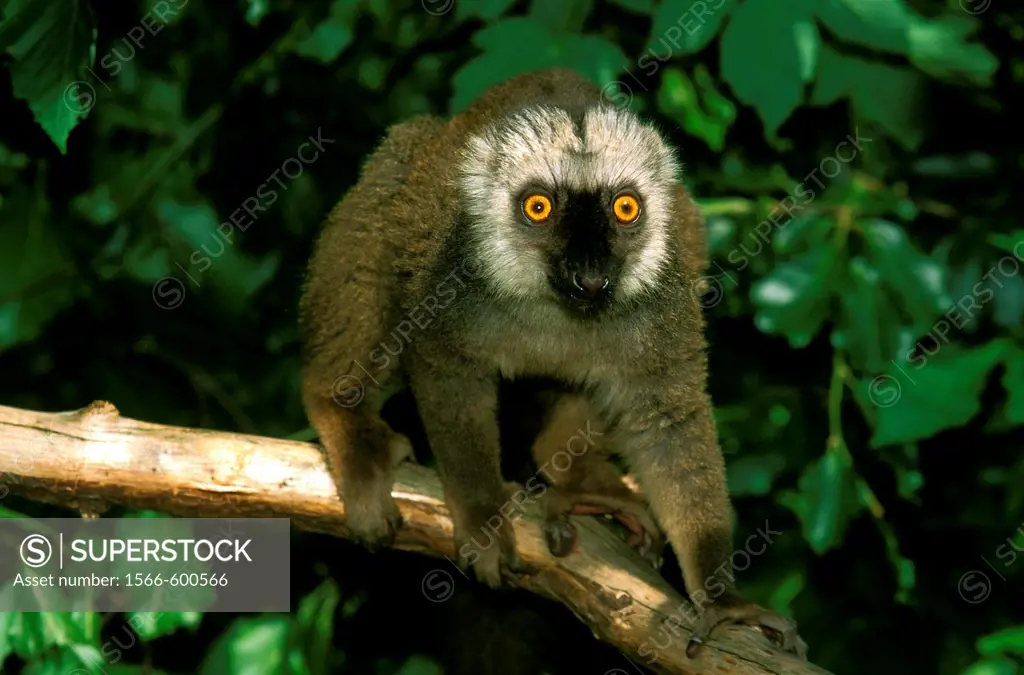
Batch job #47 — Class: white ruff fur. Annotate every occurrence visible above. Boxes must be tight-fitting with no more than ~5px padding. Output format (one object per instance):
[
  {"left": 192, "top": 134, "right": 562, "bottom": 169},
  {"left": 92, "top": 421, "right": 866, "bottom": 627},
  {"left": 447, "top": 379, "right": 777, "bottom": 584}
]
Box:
[{"left": 458, "top": 106, "right": 681, "bottom": 301}]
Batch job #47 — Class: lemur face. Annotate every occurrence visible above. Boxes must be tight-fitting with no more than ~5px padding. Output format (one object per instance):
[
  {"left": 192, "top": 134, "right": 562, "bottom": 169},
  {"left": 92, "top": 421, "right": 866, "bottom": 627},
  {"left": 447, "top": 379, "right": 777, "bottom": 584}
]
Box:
[{"left": 459, "top": 105, "right": 681, "bottom": 316}]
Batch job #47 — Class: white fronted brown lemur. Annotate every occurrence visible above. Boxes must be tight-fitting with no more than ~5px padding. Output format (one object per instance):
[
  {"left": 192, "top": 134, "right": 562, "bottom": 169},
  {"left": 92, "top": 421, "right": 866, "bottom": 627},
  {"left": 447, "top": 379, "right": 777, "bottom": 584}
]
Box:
[{"left": 299, "top": 67, "right": 805, "bottom": 657}]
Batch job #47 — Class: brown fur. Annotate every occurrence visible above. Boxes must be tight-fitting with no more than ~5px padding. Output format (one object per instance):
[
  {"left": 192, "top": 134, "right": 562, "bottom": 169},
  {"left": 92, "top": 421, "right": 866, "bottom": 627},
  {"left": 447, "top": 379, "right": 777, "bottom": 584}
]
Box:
[
  {"left": 528, "top": 392, "right": 663, "bottom": 563},
  {"left": 300, "top": 68, "right": 802, "bottom": 655}
]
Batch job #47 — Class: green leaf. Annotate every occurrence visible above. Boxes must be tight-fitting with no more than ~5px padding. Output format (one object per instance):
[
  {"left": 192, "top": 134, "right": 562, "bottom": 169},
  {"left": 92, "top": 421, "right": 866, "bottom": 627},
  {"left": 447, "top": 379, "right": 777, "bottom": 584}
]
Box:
[
  {"left": 991, "top": 272, "right": 1024, "bottom": 331},
  {"left": 767, "top": 571, "right": 805, "bottom": 616},
  {"left": 713, "top": 156, "right": 796, "bottom": 194},
  {"left": 0, "top": 141, "right": 29, "bottom": 169},
  {"left": 835, "top": 220, "right": 958, "bottom": 373},
  {"left": 703, "top": 214, "right": 738, "bottom": 257},
  {"left": 455, "top": 0, "right": 517, "bottom": 22},
  {"left": 751, "top": 244, "right": 842, "bottom": 348},
  {"left": 109, "top": 520, "right": 215, "bottom": 613},
  {"left": 0, "top": 0, "right": 98, "bottom": 153},
  {"left": 1003, "top": 345, "right": 1024, "bottom": 425},
  {"left": 122, "top": 234, "right": 174, "bottom": 282},
  {"left": 199, "top": 616, "right": 294, "bottom": 675},
  {"left": 727, "top": 453, "right": 787, "bottom": 496},
  {"left": 835, "top": 257, "right": 889, "bottom": 373},
  {"left": 815, "top": 0, "right": 997, "bottom": 86},
  {"left": 913, "top": 152, "right": 997, "bottom": 178},
  {"left": 773, "top": 214, "right": 833, "bottom": 255},
  {"left": 656, "top": 66, "right": 736, "bottom": 151},
  {"left": 0, "top": 188, "right": 76, "bottom": 352},
  {"left": 647, "top": 0, "right": 736, "bottom": 57},
  {"left": 0, "top": 614, "right": 10, "bottom": 663},
  {"left": 794, "top": 18, "right": 820, "bottom": 83},
  {"left": 888, "top": 547, "right": 916, "bottom": 603},
  {"left": 126, "top": 612, "right": 203, "bottom": 640},
  {"left": 156, "top": 195, "right": 282, "bottom": 314},
  {"left": 20, "top": 645, "right": 110, "bottom": 675},
  {"left": 358, "top": 55, "right": 389, "bottom": 91},
  {"left": 978, "top": 626, "right": 1024, "bottom": 656},
  {"left": 694, "top": 63, "right": 738, "bottom": 123},
  {"left": 960, "top": 659, "right": 1020, "bottom": 675},
  {"left": 69, "top": 147, "right": 159, "bottom": 226},
  {"left": 96, "top": 68, "right": 187, "bottom": 137},
  {"left": 0, "top": 505, "right": 31, "bottom": 518},
  {"left": 294, "top": 579, "right": 341, "bottom": 675},
  {"left": 865, "top": 341, "right": 1009, "bottom": 447},
  {"left": 907, "top": 15, "right": 998, "bottom": 86},
  {"left": 0, "top": 588, "right": 95, "bottom": 658},
  {"left": 720, "top": 0, "right": 811, "bottom": 138},
  {"left": 451, "top": 21, "right": 561, "bottom": 110},
  {"left": 199, "top": 580, "right": 339, "bottom": 675},
  {"left": 554, "top": 34, "right": 630, "bottom": 88},
  {"left": 106, "top": 667, "right": 171, "bottom": 675},
  {"left": 832, "top": 255, "right": 921, "bottom": 374},
  {"left": 988, "top": 232, "right": 1024, "bottom": 255},
  {"left": 394, "top": 654, "right": 445, "bottom": 675},
  {"left": 811, "top": 46, "right": 924, "bottom": 150},
  {"left": 895, "top": 464, "right": 924, "bottom": 501},
  {"left": 861, "top": 219, "right": 951, "bottom": 333},
  {"left": 778, "top": 449, "right": 864, "bottom": 554},
  {"left": 608, "top": 0, "right": 654, "bottom": 13},
  {"left": 293, "top": 0, "right": 360, "bottom": 64},
  {"left": 285, "top": 426, "right": 318, "bottom": 442},
  {"left": 122, "top": 509, "right": 172, "bottom": 519},
  {"left": 815, "top": 0, "right": 912, "bottom": 54},
  {"left": 886, "top": 444, "right": 924, "bottom": 502},
  {"left": 393, "top": 15, "right": 425, "bottom": 49},
  {"left": 527, "top": 0, "right": 594, "bottom": 34},
  {"left": 450, "top": 18, "right": 628, "bottom": 112},
  {"left": 364, "top": 0, "right": 391, "bottom": 23},
  {"left": 245, "top": 0, "right": 271, "bottom": 26}
]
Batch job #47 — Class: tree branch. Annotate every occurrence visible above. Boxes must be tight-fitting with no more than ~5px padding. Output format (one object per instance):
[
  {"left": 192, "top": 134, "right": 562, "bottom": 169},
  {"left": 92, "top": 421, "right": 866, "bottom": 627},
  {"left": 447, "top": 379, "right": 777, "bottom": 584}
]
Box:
[{"left": 0, "top": 401, "right": 833, "bottom": 675}]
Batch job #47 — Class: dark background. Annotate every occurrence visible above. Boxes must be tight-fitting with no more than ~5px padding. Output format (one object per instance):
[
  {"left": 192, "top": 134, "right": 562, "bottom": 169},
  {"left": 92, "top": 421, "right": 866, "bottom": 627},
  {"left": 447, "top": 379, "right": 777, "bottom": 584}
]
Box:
[{"left": 1, "top": 0, "right": 1022, "bottom": 673}]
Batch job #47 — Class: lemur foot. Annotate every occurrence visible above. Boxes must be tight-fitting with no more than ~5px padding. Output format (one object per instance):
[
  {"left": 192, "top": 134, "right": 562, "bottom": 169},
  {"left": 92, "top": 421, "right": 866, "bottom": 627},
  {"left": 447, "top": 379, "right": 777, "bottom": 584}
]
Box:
[
  {"left": 542, "top": 489, "right": 664, "bottom": 568},
  {"left": 686, "top": 599, "right": 807, "bottom": 660}
]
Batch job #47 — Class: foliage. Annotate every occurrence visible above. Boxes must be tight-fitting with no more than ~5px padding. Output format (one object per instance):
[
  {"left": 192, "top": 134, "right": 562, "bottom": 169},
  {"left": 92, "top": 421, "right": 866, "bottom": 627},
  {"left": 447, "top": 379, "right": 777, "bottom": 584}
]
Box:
[{"left": 1, "top": 0, "right": 1022, "bottom": 673}]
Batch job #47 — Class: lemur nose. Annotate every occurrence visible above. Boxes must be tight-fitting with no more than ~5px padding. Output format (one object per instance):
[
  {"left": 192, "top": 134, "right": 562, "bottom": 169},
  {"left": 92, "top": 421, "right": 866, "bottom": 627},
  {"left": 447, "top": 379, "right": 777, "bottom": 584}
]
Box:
[{"left": 572, "top": 273, "right": 610, "bottom": 297}]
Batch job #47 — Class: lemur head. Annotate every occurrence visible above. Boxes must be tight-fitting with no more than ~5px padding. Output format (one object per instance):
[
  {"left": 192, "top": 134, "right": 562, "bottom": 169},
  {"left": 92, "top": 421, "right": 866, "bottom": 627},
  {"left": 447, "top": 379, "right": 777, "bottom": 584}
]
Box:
[{"left": 458, "top": 104, "right": 681, "bottom": 316}]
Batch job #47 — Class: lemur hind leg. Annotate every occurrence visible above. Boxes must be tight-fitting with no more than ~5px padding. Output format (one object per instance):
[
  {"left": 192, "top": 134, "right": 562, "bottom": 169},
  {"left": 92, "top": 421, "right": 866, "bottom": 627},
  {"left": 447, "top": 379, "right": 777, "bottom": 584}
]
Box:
[{"left": 531, "top": 393, "right": 665, "bottom": 567}]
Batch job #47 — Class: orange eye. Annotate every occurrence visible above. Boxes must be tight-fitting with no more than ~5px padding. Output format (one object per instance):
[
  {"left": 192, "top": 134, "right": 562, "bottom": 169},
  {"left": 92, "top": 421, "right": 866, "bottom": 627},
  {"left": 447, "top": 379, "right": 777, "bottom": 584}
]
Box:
[
  {"left": 523, "top": 194, "right": 552, "bottom": 223},
  {"left": 612, "top": 194, "right": 641, "bottom": 224}
]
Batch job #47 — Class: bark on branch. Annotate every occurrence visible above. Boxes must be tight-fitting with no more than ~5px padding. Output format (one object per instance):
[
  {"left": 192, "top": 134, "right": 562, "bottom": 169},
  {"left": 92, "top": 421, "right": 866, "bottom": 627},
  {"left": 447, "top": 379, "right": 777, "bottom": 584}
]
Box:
[{"left": 0, "top": 401, "right": 833, "bottom": 675}]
